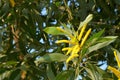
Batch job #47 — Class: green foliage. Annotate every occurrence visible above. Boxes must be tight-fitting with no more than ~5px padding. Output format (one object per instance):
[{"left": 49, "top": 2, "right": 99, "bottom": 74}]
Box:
[
  {"left": 55, "top": 70, "right": 74, "bottom": 80},
  {"left": 0, "top": 0, "right": 120, "bottom": 80},
  {"left": 34, "top": 53, "right": 68, "bottom": 66},
  {"left": 44, "top": 14, "right": 117, "bottom": 79},
  {"left": 88, "top": 36, "right": 118, "bottom": 54},
  {"left": 84, "top": 63, "right": 111, "bottom": 80},
  {"left": 44, "top": 27, "right": 66, "bottom": 35}
]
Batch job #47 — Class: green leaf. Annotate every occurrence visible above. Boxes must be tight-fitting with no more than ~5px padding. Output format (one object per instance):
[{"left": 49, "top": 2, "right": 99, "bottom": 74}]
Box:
[
  {"left": 85, "top": 64, "right": 99, "bottom": 80},
  {"left": 0, "top": 70, "right": 11, "bottom": 80},
  {"left": 61, "top": 23, "right": 74, "bottom": 35},
  {"left": 0, "top": 61, "right": 19, "bottom": 68},
  {"left": 85, "top": 67, "right": 97, "bottom": 80},
  {"left": 55, "top": 70, "right": 74, "bottom": 80},
  {"left": 85, "top": 29, "right": 105, "bottom": 47},
  {"left": 0, "top": 68, "right": 7, "bottom": 74},
  {"left": 85, "top": 63, "right": 111, "bottom": 80},
  {"left": 87, "top": 36, "right": 117, "bottom": 53},
  {"left": 81, "top": 29, "right": 104, "bottom": 56},
  {"left": 34, "top": 53, "right": 68, "bottom": 66},
  {"left": 46, "top": 64, "right": 55, "bottom": 80},
  {"left": 44, "top": 27, "right": 67, "bottom": 35},
  {"left": 8, "top": 69, "right": 21, "bottom": 80},
  {"left": 0, "top": 54, "right": 6, "bottom": 58},
  {"left": 78, "top": 14, "right": 93, "bottom": 30},
  {"left": 84, "top": 14, "right": 93, "bottom": 24}
]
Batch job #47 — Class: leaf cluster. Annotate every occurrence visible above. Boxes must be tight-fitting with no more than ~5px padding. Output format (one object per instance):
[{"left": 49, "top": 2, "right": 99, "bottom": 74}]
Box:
[{"left": 0, "top": 0, "right": 120, "bottom": 80}]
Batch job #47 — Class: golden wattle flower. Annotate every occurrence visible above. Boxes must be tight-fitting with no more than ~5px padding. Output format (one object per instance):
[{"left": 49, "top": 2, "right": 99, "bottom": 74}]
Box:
[
  {"left": 56, "top": 23, "right": 91, "bottom": 63},
  {"left": 108, "top": 51, "right": 120, "bottom": 79}
]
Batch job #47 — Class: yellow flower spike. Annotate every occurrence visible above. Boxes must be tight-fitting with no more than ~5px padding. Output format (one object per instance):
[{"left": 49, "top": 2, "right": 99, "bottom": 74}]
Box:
[
  {"left": 114, "top": 51, "right": 120, "bottom": 68},
  {"left": 9, "top": 0, "right": 16, "bottom": 7},
  {"left": 74, "top": 47, "right": 80, "bottom": 54},
  {"left": 54, "top": 15, "right": 93, "bottom": 64},
  {"left": 66, "top": 53, "right": 79, "bottom": 63},
  {"left": 62, "top": 47, "right": 70, "bottom": 51},
  {"left": 56, "top": 40, "right": 71, "bottom": 44},
  {"left": 62, "top": 47, "right": 74, "bottom": 55},
  {"left": 70, "top": 38, "right": 78, "bottom": 45},
  {"left": 78, "top": 24, "right": 87, "bottom": 41},
  {"left": 80, "top": 28, "right": 91, "bottom": 47},
  {"left": 71, "top": 45, "right": 79, "bottom": 54},
  {"left": 66, "top": 48, "right": 72, "bottom": 55},
  {"left": 108, "top": 66, "right": 120, "bottom": 78}
]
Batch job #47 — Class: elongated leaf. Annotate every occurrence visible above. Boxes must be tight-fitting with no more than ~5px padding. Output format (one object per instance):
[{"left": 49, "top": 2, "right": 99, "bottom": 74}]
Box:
[
  {"left": 61, "top": 23, "right": 74, "bottom": 35},
  {"left": 44, "top": 27, "right": 67, "bottom": 35},
  {"left": 84, "top": 14, "right": 93, "bottom": 24},
  {"left": 34, "top": 53, "right": 68, "bottom": 66},
  {"left": 85, "top": 63, "right": 111, "bottom": 80},
  {"left": 85, "top": 63, "right": 99, "bottom": 80},
  {"left": 78, "top": 14, "right": 93, "bottom": 30},
  {"left": 85, "top": 67, "right": 97, "bottom": 80},
  {"left": 0, "top": 54, "right": 6, "bottom": 58},
  {"left": 46, "top": 64, "right": 55, "bottom": 80},
  {"left": 9, "top": 69, "right": 21, "bottom": 80},
  {"left": 0, "top": 61, "right": 19, "bottom": 67},
  {"left": 82, "top": 30, "right": 106, "bottom": 56},
  {"left": 88, "top": 36, "right": 117, "bottom": 53},
  {"left": 55, "top": 70, "right": 74, "bottom": 80},
  {"left": 0, "top": 70, "right": 11, "bottom": 80},
  {"left": 85, "top": 29, "right": 105, "bottom": 46}
]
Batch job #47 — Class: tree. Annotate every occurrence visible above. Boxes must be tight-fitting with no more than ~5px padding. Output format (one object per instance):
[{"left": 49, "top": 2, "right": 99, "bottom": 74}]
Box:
[{"left": 0, "top": 0, "right": 120, "bottom": 80}]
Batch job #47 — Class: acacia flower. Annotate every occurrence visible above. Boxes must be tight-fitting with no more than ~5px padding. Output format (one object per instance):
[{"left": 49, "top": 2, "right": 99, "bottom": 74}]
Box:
[
  {"left": 56, "top": 23, "right": 92, "bottom": 63},
  {"left": 108, "top": 51, "right": 120, "bottom": 79}
]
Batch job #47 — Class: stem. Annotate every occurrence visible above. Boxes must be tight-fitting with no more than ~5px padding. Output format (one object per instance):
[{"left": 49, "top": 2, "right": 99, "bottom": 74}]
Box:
[
  {"left": 63, "top": 0, "right": 73, "bottom": 21},
  {"left": 75, "top": 53, "right": 82, "bottom": 79}
]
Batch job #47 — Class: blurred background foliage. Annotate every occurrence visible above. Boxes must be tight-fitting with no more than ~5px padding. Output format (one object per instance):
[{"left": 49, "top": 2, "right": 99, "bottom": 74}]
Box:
[{"left": 0, "top": 0, "right": 120, "bottom": 80}]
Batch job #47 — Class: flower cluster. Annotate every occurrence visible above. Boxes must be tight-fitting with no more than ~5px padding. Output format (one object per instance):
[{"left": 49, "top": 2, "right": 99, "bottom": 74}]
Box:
[
  {"left": 108, "top": 51, "right": 120, "bottom": 79},
  {"left": 56, "top": 23, "right": 91, "bottom": 63}
]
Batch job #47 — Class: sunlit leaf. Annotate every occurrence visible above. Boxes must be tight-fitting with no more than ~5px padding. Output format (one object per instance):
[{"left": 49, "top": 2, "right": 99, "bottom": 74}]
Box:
[
  {"left": 0, "top": 61, "right": 19, "bottom": 67},
  {"left": 78, "top": 14, "right": 93, "bottom": 30},
  {"left": 88, "top": 36, "right": 117, "bottom": 53},
  {"left": 0, "top": 70, "right": 11, "bottom": 80},
  {"left": 0, "top": 0, "right": 119, "bottom": 79},
  {"left": 44, "top": 27, "right": 67, "bottom": 35},
  {"left": 0, "top": 54, "right": 6, "bottom": 58},
  {"left": 34, "top": 53, "right": 68, "bottom": 66}
]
